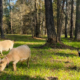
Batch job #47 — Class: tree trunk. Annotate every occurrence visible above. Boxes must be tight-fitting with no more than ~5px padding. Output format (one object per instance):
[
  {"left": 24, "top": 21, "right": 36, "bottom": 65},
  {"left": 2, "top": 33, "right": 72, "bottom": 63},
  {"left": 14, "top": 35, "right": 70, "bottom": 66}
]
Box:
[
  {"left": 65, "top": 0, "right": 68, "bottom": 38},
  {"left": 0, "top": 0, "right": 4, "bottom": 38},
  {"left": 70, "top": 0, "right": 74, "bottom": 38},
  {"left": 57, "top": 0, "right": 61, "bottom": 42},
  {"left": 20, "top": 5, "right": 23, "bottom": 34},
  {"left": 34, "top": 0, "right": 40, "bottom": 37},
  {"left": 75, "top": 0, "right": 80, "bottom": 40},
  {"left": 9, "top": 0, "right": 13, "bottom": 34},
  {"left": 38, "top": 0, "right": 41, "bottom": 36},
  {"left": 34, "top": 0, "right": 37, "bottom": 37},
  {"left": 57, "top": 0, "right": 65, "bottom": 42},
  {"left": 45, "top": 0, "right": 56, "bottom": 43}
]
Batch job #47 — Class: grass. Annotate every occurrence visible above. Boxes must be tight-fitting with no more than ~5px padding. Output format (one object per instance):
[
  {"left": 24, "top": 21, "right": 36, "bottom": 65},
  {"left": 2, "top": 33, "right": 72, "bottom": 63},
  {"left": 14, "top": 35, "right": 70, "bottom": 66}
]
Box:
[{"left": 0, "top": 34, "right": 80, "bottom": 80}]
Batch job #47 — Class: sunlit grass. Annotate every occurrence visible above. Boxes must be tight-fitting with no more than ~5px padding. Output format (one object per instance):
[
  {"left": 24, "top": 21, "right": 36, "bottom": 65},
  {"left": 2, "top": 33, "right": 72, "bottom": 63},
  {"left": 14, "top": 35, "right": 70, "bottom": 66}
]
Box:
[
  {"left": 62, "top": 37, "right": 80, "bottom": 48},
  {"left": 0, "top": 34, "right": 80, "bottom": 80}
]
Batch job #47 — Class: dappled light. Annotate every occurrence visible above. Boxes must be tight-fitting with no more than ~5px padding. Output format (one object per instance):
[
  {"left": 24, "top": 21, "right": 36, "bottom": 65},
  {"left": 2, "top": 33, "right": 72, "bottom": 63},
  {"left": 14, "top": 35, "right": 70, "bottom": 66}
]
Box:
[
  {"left": 0, "top": 0, "right": 80, "bottom": 79},
  {"left": 0, "top": 35, "right": 79, "bottom": 80},
  {"left": 0, "top": 72, "right": 45, "bottom": 80}
]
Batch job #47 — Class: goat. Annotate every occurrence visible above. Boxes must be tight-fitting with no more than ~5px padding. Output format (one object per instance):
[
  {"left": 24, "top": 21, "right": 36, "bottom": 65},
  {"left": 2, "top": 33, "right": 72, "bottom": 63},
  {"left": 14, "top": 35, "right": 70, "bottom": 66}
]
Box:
[
  {"left": 0, "top": 40, "right": 14, "bottom": 55},
  {"left": 0, "top": 45, "right": 31, "bottom": 71}
]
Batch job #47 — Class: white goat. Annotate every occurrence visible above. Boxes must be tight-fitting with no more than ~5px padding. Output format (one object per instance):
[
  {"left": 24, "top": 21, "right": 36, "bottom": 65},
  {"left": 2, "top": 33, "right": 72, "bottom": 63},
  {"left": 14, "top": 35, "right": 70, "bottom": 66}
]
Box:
[
  {"left": 0, "top": 40, "right": 14, "bottom": 55},
  {"left": 0, "top": 45, "right": 31, "bottom": 71}
]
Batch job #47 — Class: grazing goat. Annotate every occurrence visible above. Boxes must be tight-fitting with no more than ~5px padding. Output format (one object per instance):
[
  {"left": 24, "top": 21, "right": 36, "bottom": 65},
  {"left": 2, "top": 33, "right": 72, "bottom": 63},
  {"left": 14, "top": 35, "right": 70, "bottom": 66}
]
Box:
[
  {"left": 0, "top": 40, "right": 14, "bottom": 55},
  {"left": 0, "top": 45, "right": 31, "bottom": 71}
]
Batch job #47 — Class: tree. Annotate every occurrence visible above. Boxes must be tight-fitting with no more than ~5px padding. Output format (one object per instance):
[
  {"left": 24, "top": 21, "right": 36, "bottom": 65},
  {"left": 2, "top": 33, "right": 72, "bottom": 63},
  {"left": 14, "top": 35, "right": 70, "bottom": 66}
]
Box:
[
  {"left": 75, "top": 0, "right": 80, "bottom": 40},
  {"left": 9, "top": 0, "right": 13, "bottom": 34},
  {"left": 70, "top": 0, "right": 74, "bottom": 38},
  {"left": 0, "top": 0, "right": 4, "bottom": 38},
  {"left": 57, "top": 0, "right": 61, "bottom": 42},
  {"left": 45, "top": 0, "right": 56, "bottom": 42},
  {"left": 34, "top": 0, "right": 41, "bottom": 37},
  {"left": 57, "top": 0, "right": 65, "bottom": 42},
  {"left": 65, "top": 0, "right": 68, "bottom": 38}
]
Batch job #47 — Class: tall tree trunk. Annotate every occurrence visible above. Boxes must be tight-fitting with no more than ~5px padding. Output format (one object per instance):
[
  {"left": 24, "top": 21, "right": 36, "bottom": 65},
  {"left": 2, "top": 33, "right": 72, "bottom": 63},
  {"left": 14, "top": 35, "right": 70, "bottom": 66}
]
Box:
[
  {"left": 9, "top": 0, "right": 13, "bottom": 34},
  {"left": 45, "top": 0, "right": 56, "bottom": 42},
  {"left": 34, "top": 0, "right": 40, "bottom": 37},
  {"left": 57, "top": 0, "right": 61, "bottom": 42},
  {"left": 34, "top": 0, "right": 37, "bottom": 37},
  {"left": 38, "top": 0, "right": 41, "bottom": 36},
  {"left": 75, "top": 0, "right": 80, "bottom": 40},
  {"left": 70, "top": 0, "right": 74, "bottom": 38},
  {"left": 65, "top": 0, "right": 68, "bottom": 38},
  {"left": 20, "top": 5, "right": 23, "bottom": 34},
  {"left": 57, "top": 0, "right": 65, "bottom": 42},
  {"left": 0, "top": 0, "right": 4, "bottom": 38},
  {"left": 11, "top": 10, "right": 13, "bottom": 34}
]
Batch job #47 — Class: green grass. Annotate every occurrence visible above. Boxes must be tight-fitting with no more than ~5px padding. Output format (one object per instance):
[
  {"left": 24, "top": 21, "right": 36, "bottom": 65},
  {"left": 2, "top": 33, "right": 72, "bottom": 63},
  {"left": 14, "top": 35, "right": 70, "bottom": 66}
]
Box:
[{"left": 0, "top": 34, "right": 80, "bottom": 80}]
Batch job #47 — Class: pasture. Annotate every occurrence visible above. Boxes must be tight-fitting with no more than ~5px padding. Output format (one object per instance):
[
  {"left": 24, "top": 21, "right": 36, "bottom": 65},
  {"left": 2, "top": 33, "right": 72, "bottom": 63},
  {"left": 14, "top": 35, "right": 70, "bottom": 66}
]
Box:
[{"left": 0, "top": 34, "right": 80, "bottom": 80}]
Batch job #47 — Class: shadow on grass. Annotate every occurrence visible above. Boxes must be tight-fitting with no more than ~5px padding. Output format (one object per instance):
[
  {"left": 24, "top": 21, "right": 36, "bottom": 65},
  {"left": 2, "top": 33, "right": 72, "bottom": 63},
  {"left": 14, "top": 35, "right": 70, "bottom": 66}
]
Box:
[
  {"left": 5, "top": 34, "right": 46, "bottom": 43},
  {"left": 6, "top": 60, "right": 77, "bottom": 72},
  {"left": 0, "top": 72, "right": 45, "bottom": 80},
  {"left": 4, "top": 34, "right": 79, "bottom": 50},
  {"left": 61, "top": 38, "right": 80, "bottom": 49},
  {"left": 14, "top": 43, "right": 44, "bottom": 48},
  {"left": 14, "top": 43, "right": 78, "bottom": 51},
  {"left": 61, "top": 37, "right": 79, "bottom": 42},
  {"left": 13, "top": 43, "right": 78, "bottom": 59},
  {"left": 54, "top": 52, "right": 77, "bottom": 57}
]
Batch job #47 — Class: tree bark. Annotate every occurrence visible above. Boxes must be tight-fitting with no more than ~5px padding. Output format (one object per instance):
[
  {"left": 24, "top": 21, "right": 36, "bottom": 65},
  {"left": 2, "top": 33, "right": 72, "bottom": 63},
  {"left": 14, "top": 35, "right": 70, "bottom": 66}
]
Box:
[
  {"left": 70, "top": 0, "right": 74, "bottom": 38},
  {"left": 65, "top": 0, "right": 68, "bottom": 38},
  {"left": 57, "top": 0, "right": 61, "bottom": 42},
  {"left": 0, "top": 0, "right": 4, "bottom": 38},
  {"left": 57, "top": 0, "right": 65, "bottom": 42},
  {"left": 45, "top": 0, "right": 56, "bottom": 42},
  {"left": 34, "top": 0, "right": 40, "bottom": 37},
  {"left": 9, "top": 0, "right": 13, "bottom": 34},
  {"left": 75, "top": 0, "right": 80, "bottom": 40}
]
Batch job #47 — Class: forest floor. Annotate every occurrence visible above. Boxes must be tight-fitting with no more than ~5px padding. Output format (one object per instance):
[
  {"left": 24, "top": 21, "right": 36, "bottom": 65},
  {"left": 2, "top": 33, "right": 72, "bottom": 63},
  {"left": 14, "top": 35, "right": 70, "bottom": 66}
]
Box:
[{"left": 0, "top": 34, "right": 80, "bottom": 80}]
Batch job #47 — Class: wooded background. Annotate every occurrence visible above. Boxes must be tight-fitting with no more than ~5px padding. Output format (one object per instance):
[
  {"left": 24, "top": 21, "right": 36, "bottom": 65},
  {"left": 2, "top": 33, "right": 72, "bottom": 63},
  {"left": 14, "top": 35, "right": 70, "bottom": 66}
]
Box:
[{"left": 0, "top": 0, "right": 80, "bottom": 43}]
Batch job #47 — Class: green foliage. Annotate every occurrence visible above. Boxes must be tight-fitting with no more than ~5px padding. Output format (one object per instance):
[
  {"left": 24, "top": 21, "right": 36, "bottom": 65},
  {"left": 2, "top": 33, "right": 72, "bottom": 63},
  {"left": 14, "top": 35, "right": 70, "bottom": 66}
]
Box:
[{"left": 3, "top": 0, "right": 45, "bottom": 35}]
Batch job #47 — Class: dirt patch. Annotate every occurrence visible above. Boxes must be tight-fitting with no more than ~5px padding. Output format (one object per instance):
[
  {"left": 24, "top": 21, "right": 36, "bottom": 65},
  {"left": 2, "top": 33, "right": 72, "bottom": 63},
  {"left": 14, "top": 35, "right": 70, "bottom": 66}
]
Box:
[
  {"left": 33, "top": 37, "right": 46, "bottom": 40},
  {"left": 65, "top": 61, "right": 70, "bottom": 63},
  {"left": 51, "top": 59, "right": 71, "bottom": 63},
  {"left": 65, "top": 63, "right": 77, "bottom": 70},
  {"left": 46, "top": 77, "right": 58, "bottom": 80}
]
